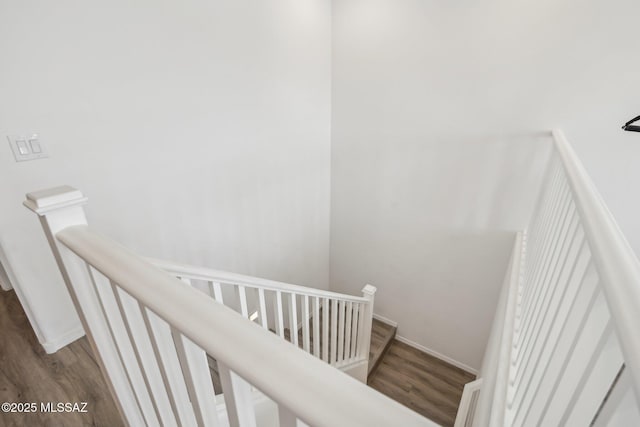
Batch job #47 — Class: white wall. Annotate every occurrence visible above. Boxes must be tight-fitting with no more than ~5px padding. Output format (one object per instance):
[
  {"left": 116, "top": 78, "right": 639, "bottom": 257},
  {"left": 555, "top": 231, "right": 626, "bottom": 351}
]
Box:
[
  {"left": 331, "top": 0, "right": 640, "bottom": 371},
  {"left": 0, "top": 0, "right": 331, "bottom": 352}
]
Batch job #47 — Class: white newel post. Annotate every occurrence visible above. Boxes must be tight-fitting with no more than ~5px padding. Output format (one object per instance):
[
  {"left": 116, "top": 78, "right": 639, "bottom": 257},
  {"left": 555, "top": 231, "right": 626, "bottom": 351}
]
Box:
[
  {"left": 359, "top": 284, "right": 377, "bottom": 382},
  {"left": 23, "top": 186, "right": 144, "bottom": 427}
]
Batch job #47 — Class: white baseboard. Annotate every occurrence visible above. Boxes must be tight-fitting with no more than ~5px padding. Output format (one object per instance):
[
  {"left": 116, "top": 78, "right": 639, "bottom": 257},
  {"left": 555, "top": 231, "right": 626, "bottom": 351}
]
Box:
[
  {"left": 373, "top": 311, "right": 478, "bottom": 375},
  {"left": 395, "top": 335, "right": 478, "bottom": 376},
  {"left": 41, "top": 326, "right": 85, "bottom": 354},
  {"left": 372, "top": 313, "right": 398, "bottom": 327}
]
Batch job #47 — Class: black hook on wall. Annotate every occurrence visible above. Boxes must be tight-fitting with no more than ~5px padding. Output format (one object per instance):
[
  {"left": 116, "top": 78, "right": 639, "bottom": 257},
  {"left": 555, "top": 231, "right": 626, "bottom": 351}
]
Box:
[{"left": 622, "top": 115, "right": 640, "bottom": 132}]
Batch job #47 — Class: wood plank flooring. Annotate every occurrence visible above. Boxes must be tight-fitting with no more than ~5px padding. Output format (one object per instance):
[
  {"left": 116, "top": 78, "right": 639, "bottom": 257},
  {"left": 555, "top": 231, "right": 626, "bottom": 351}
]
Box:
[
  {"left": 368, "top": 339, "right": 476, "bottom": 427},
  {"left": 0, "top": 290, "right": 122, "bottom": 427}
]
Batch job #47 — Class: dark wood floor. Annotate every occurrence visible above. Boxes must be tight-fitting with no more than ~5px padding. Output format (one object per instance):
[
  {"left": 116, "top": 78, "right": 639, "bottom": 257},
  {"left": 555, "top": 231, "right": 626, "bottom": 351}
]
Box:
[
  {"left": 0, "top": 290, "right": 122, "bottom": 427},
  {"left": 1, "top": 288, "right": 473, "bottom": 427},
  {"left": 369, "top": 339, "right": 476, "bottom": 427}
]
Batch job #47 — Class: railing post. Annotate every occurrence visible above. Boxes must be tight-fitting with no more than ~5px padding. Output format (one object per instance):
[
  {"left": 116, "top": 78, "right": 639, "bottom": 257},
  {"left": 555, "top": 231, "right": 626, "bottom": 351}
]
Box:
[
  {"left": 23, "top": 186, "right": 90, "bottom": 321},
  {"left": 359, "top": 284, "right": 377, "bottom": 381},
  {"left": 23, "top": 186, "right": 145, "bottom": 426}
]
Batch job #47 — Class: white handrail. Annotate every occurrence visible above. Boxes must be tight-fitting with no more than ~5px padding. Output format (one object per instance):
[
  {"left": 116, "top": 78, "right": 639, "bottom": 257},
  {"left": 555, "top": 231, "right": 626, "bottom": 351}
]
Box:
[
  {"left": 149, "top": 257, "right": 368, "bottom": 303},
  {"left": 56, "top": 225, "right": 434, "bottom": 427},
  {"left": 552, "top": 129, "right": 640, "bottom": 404},
  {"left": 468, "top": 130, "right": 640, "bottom": 426}
]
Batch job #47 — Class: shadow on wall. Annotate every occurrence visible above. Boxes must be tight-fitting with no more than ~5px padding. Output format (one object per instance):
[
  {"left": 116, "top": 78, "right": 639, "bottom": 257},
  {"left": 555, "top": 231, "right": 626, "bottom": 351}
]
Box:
[{"left": 330, "top": 132, "right": 554, "bottom": 371}]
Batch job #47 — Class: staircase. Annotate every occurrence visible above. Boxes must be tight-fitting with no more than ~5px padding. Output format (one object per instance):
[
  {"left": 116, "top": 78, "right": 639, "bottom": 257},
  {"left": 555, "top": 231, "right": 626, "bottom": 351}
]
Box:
[
  {"left": 24, "top": 186, "right": 436, "bottom": 427},
  {"left": 151, "top": 257, "right": 377, "bottom": 382},
  {"left": 23, "top": 129, "right": 640, "bottom": 426},
  {"left": 368, "top": 318, "right": 397, "bottom": 378}
]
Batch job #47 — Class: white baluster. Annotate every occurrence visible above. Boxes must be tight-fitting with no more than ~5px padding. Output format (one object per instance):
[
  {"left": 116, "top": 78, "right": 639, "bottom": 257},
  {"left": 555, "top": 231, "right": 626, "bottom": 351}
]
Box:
[
  {"left": 322, "top": 298, "right": 329, "bottom": 361},
  {"left": 331, "top": 299, "right": 338, "bottom": 364},
  {"left": 344, "top": 301, "right": 353, "bottom": 361},
  {"left": 288, "top": 293, "right": 298, "bottom": 346},
  {"left": 237, "top": 285, "right": 249, "bottom": 318},
  {"left": 302, "top": 295, "right": 310, "bottom": 353},
  {"left": 350, "top": 303, "right": 359, "bottom": 360},
  {"left": 210, "top": 281, "right": 224, "bottom": 304},
  {"left": 258, "top": 288, "right": 268, "bottom": 329},
  {"left": 110, "top": 282, "right": 171, "bottom": 426},
  {"left": 337, "top": 301, "right": 345, "bottom": 363},
  {"left": 275, "top": 290, "right": 285, "bottom": 339},
  {"left": 313, "top": 297, "right": 320, "bottom": 357},
  {"left": 171, "top": 329, "right": 220, "bottom": 427},
  {"left": 218, "top": 363, "right": 257, "bottom": 427},
  {"left": 140, "top": 303, "right": 197, "bottom": 426}
]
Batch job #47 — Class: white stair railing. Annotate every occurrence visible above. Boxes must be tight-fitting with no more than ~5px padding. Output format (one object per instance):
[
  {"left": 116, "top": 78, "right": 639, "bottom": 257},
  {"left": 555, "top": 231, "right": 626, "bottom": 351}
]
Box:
[
  {"left": 467, "top": 130, "right": 640, "bottom": 426},
  {"left": 150, "top": 259, "right": 376, "bottom": 377},
  {"left": 24, "top": 186, "right": 434, "bottom": 427}
]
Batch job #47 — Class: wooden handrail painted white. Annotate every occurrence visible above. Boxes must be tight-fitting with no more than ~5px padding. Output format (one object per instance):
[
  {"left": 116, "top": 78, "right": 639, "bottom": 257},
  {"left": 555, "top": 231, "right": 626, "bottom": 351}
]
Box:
[
  {"left": 468, "top": 130, "right": 640, "bottom": 426},
  {"left": 149, "top": 258, "right": 369, "bottom": 303},
  {"left": 56, "top": 225, "right": 434, "bottom": 427},
  {"left": 149, "top": 258, "right": 375, "bottom": 377},
  {"left": 25, "top": 186, "right": 428, "bottom": 426},
  {"left": 552, "top": 129, "right": 640, "bottom": 405}
]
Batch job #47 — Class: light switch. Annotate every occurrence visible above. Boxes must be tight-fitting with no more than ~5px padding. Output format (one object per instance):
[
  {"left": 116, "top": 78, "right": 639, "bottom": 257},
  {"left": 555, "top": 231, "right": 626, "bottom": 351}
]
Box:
[
  {"left": 7, "top": 134, "right": 49, "bottom": 162},
  {"left": 29, "top": 136, "right": 42, "bottom": 153},
  {"left": 17, "top": 139, "right": 29, "bottom": 155}
]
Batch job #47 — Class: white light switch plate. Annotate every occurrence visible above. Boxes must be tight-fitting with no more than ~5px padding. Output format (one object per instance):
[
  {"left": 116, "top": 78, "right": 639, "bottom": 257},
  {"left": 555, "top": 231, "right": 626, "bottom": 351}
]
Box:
[{"left": 7, "top": 134, "right": 49, "bottom": 162}]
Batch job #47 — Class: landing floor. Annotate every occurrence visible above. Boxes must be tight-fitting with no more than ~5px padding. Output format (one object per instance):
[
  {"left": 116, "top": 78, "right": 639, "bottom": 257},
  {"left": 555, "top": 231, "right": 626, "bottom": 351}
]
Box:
[
  {"left": 369, "top": 339, "right": 475, "bottom": 427},
  {"left": 0, "top": 289, "right": 121, "bottom": 427}
]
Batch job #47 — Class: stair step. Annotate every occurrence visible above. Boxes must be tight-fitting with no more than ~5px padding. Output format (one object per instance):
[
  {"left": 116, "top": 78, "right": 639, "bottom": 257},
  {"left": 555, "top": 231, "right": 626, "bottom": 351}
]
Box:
[{"left": 367, "top": 318, "right": 397, "bottom": 378}]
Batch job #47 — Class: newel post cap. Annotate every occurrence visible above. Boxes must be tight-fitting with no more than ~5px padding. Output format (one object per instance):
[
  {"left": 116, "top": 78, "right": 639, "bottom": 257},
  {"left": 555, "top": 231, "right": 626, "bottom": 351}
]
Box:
[
  {"left": 362, "top": 284, "right": 377, "bottom": 296},
  {"left": 23, "top": 185, "right": 88, "bottom": 215}
]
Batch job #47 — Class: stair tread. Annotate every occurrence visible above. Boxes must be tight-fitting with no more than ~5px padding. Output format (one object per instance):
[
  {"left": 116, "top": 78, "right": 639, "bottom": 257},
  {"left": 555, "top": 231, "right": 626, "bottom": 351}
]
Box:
[{"left": 367, "top": 318, "right": 397, "bottom": 377}]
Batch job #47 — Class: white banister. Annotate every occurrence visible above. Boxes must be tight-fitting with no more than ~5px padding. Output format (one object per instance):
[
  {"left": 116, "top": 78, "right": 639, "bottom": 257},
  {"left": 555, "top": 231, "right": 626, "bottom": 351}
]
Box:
[
  {"left": 52, "top": 225, "right": 433, "bottom": 426},
  {"left": 553, "top": 129, "right": 640, "bottom": 404},
  {"left": 23, "top": 186, "right": 145, "bottom": 426},
  {"left": 151, "top": 256, "right": 376, "bottom": 380},
  {"left": 26, "top": 186, "right": 430, "bottom": 427},
  {"left": 466, "top": 130, "right": 640, "bottom": 426},
  {"left": 150, "top": 258, "right": 369, "bottom": 304}
]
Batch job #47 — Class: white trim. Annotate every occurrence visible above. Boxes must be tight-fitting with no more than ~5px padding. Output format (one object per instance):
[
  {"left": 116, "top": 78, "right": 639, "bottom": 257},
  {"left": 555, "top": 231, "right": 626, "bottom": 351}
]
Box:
[
  {"left": 455, "top": 378, "right": 483, "bottom": 427},
  {"left": 395, "top": 334, "right": 478, "bottom": 376},
  {"left": 373, "top": 312, "right": 477, "bottom": 375},
  {"left": 372, "top": 313, "right": 398, "bottom": 327},
  {"left": 41, "top": 325, "right": 85, "bottom": 354}
]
